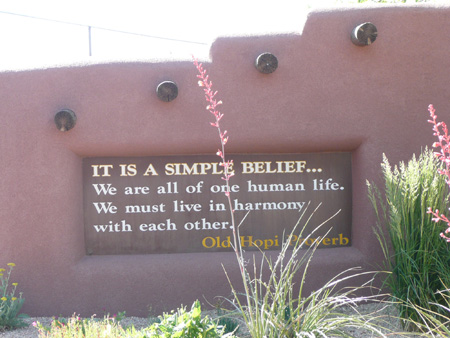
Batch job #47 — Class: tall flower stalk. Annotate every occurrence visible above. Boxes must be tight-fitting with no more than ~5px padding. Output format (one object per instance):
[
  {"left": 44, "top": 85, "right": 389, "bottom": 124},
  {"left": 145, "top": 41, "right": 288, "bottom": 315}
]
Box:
[
  {"left": 193, "top": 59, "right": 242, "bottom": 267},
  {"left": 194, "top": 59, "right": 388, "bottom": 338},
  {"left": 193, "top": 59, "right": 256, "bottom": 323},
  {"left": 427, "top": 104, "right": 450, "bottom": 241}
]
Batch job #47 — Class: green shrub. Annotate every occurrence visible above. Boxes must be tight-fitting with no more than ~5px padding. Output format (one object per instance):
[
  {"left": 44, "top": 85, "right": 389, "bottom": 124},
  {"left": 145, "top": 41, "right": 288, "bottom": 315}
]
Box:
[
  {"left": 35, "top": 314, "right": 139, "bottom": 338},
  {"left": 36, "top": 302, "right": 232, "bottom": 338},
  {"left": 0, "top": 263, "right": 27, "bottom": 330},
  {"left": 368, "top": 148, "right": 450, "bottom": 330},
  {"left": 146, "top": 300, "right": 234, "bottom": 338},
  {"left": 35, "top": 312, "right": 164, "bottom": 338},
  {"left": 216, "top": 316, "right": 239, "bottom": 335}
]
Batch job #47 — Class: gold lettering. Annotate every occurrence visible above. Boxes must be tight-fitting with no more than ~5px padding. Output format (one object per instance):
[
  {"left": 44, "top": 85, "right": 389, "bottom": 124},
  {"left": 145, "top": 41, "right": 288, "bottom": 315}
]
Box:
[
  {"left": 120, "top": 164, "right": 137, "bottom": 176},
  {"left": 211, "top": 162, "right": 223, "bottom": 175},
  {"left": 265, "top": 161, "right": 277, "bottom": 173},
  {"left": 276, "top": 161, "right": 285, "bottom": 173},
  {"left": 92, "top": 164, "right": 113, "bottom": 177},
  {"left": 254, "top": 162, "right": 265, "bottom": 173},
  {"left": 241, "top": 162, "right": 254, "bottom": 174},
  {"left": 241, "top": 160, "right": 307, "bottom": 174},
  {"left": 296, "top": 161, "right": 306, "bottom": 172},
  {"left": 202, "top": 237, "right": 215, "bottom": 248},
  {"left": 164, "top": 162, "right": 232, "bottom": 175},
  {"left": 143, "top": 164, "right": 159, "bottom": 176},
  {"left": 284, "top": 161, "right": 296, "bottom": 173},
  {"left": 199, "top": 162, "right": 212, "bottom": 175}
]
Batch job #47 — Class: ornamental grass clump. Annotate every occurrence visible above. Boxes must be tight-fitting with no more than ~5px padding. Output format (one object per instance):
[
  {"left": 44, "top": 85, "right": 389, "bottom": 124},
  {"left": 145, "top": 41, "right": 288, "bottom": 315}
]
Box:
[
  {"left": 224, "top": 211, "right": 387, "bottom": 338},
  {"left": 367, "top": 148, "right": 450, "bottom": 331},
  {"left": 194, "top": 59, "right": 388, "bottom": 338},
  {"left": 399, "top": 104, "right": 450, "bottom": 336},
  {"left": 0, "top": 263, "right": 27, "bottom": 331}
]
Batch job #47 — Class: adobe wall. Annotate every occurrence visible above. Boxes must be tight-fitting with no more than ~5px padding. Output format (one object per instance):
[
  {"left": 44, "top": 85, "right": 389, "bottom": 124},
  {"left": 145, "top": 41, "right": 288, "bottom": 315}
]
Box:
[{"left": 1, "top": 5, "right": 450, "bottom": 316}]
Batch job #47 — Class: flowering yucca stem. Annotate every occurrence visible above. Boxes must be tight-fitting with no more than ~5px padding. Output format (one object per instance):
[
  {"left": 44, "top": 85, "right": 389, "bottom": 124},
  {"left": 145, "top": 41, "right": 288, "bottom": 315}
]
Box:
[
  {"left": 427, "top": 104, "right": 450, "bottom": 241},
  {"left": 193, "top": 60, "right": 240, "bottom": 261},
  {"left": 193, "top": 58, "right": 254, "bottom": 319}
]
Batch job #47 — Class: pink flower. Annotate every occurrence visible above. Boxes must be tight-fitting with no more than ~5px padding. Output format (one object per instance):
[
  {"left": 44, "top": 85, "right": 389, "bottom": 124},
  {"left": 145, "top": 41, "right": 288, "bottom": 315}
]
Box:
[
  {"left": 428, "top": 104, "right": 450, "bottom": 240},
  {"left": 194, "top": 58, "right": 233, "bottom": 188}
]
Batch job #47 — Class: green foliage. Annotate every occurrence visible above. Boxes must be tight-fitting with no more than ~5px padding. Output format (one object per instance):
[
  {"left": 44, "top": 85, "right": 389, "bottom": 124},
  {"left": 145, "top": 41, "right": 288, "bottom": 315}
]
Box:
[
  {"left": 403, "top": 285, "right": 450, "bottom": 337},
  {"left": 0, "top": 263, "right": 27, "bottom": 331},
  {"left": 35, "top": 312, "right": 165, "bottom": 338},
  {"left": 40, "top": 310, "right": 126, "bottom": 331},
  {"left": 216, "top": 316, "right": 239, "bottom": 335},
  {"left": 147, "top": 315, "right": 161, "bottom": 326},
  {"left": 147, "top": 305, "right": 161, "bottom": 326},
  {"left": 35, "top": 314, "right": 143, "bottom": 338},
  {"left": 111, "top": 311, "right": 126, "bottom": 323},
  {"left": 36, "top": 302, "right": 233, "bottom": 338},
  {"left": 226, "top": 204, "right": 386, "bottom": 338},
  {"left": 194, "top": 59, "right": 390, "bottom": 338},
  {"left": 213, "top": 301, "right": 240, "bottom": 335},
  {"left": 368, "top": 148, "right": 450, "bottom": 331},
  {"left": 146, "top": 300, "right": 234, "bottom": 338}
]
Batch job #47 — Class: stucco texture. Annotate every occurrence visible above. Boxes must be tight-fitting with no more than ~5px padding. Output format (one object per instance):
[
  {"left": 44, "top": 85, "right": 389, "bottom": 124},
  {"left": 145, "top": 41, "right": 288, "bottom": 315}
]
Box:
[{"left": 1, "top": 5, "right": 449, "bottom": 316}]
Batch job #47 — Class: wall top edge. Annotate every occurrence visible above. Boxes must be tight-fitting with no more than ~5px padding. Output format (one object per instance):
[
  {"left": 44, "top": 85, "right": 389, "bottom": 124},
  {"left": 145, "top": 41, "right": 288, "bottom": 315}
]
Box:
[{"left": 0, "top": 4, "right": 448, "bottom": 74}]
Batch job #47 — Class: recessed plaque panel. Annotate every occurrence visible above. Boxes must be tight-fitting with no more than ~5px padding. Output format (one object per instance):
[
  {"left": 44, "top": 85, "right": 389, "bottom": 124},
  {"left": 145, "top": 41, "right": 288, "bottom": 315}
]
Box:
[{"left": 83, "top": 153, "right": 352, "bottom": 255}]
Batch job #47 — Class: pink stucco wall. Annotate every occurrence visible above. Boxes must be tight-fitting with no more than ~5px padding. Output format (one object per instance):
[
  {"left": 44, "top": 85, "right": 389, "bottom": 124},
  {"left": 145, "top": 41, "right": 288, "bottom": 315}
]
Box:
[{"left": 1, "top": 5, "right": 450, "bottom": 316}]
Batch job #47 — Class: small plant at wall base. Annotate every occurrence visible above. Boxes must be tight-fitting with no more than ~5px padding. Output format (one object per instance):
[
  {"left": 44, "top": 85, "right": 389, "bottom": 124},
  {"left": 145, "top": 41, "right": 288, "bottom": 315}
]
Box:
[
  {"left": 367, "top": 148, "right": 450, "bottom": 331},
  {"left": 0, "top": 263, "right": 27, "bottom": 331},
  {"left": 216, "top": 316, "right": 239, "bottom": 336},
  {"left": 146, "top": 300, "right": 234, "bottom": 338},
  {"left": 36, "top": 301, "right": 233, "bottom": 338},
  {"left": 35, "top": 314, "right": 143, "bottom": 338}
]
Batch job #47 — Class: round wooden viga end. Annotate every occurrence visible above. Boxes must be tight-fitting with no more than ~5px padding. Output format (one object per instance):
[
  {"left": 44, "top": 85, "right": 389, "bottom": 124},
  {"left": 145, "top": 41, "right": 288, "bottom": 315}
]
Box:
[
  {"left": 351, "top": 22, "right": 377, "bottom": 46},
  {"left": 255, "top": 53, "right": 278, "bottom": 74},
  {"left": 54, "top": 109, "right": 77, "bottom": 132},
  {"left": 157, "top": 81, "right": 178, "bottom": 102}
]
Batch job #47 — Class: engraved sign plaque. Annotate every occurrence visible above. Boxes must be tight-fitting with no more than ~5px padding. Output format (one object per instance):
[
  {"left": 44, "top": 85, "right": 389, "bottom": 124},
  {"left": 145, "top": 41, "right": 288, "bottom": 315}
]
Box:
[{"left": 83, "top": 153, "right": 352, "bottom": 255}]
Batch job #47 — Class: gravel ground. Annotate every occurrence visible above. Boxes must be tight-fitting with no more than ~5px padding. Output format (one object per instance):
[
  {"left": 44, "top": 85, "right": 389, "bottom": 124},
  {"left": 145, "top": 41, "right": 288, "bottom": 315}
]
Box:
[{"left": 0, "top": 303, "right": 434, "bottom": 338}]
